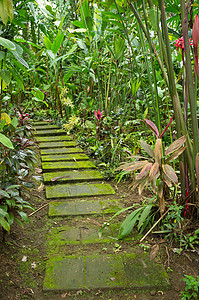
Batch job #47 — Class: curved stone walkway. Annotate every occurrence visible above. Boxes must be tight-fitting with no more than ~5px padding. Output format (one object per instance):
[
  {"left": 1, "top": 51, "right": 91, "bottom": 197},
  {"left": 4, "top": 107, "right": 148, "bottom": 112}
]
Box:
[{"left": 33, "top": 121, "right": 170, "bottom": 293}]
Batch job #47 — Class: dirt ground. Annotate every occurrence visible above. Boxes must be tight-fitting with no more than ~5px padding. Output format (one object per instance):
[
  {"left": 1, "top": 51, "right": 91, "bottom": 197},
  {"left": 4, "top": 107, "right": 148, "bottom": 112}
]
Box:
[{"left": 0, "top": 166, "right": 199, "bottom": 300}]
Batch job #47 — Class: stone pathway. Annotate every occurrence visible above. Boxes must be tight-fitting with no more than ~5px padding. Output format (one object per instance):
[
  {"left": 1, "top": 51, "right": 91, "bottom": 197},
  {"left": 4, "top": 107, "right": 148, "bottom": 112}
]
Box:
[{"left": 33, "top": 121, "right": 170, "bottom": 294}]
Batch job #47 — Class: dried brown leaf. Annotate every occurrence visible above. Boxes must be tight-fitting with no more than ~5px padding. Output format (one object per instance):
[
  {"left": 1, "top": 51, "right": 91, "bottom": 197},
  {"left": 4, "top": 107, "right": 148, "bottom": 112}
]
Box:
[
  {"left": 136, "top": 163, "right": 152, "bottom": 180},
  {"left": 162, "top": 164, "right": 178, "bottom": 185},
  {"left": 149, "top": 162, "right": 159, "bottom": 180},
  {"left": 165, "top": 146, "right": 186, "bottom": 163},
  {"left": 150, "top": 244, "right": 159, "bottom": 261},
  {"left": 140, "top": 140, "right": 155, "bottom": 158},
  {"left": 124, "top": 161, "right": 149, "bottom": 172}
]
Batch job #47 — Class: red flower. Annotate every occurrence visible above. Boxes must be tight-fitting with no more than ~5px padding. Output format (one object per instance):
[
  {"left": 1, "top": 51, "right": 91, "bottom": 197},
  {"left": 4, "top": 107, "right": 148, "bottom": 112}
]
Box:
[
  {"left": 174, "top": 37, "right": 193, "bottom": 51},
  {"left": 94, "top": 109, "right": 104, "bottom": 121},
  {"left": 192, "top": 15, "right": 199, "bottom": 71}
]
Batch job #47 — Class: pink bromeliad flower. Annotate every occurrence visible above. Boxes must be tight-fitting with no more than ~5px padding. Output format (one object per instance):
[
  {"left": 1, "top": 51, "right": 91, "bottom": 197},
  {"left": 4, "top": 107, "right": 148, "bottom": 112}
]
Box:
[{"left": 94, "top": 109, "right": 104, "bottom": 121}]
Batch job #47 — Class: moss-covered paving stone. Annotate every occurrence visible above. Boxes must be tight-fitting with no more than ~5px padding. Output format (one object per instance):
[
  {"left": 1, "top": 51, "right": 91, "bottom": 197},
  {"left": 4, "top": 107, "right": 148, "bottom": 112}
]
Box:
[
  {"left": 41, "top": 147, "right": 83, "bottom": 155},
  {"left": 32, "top": 121, "right": 50, "bottom": 125},
  {"left": 43, "top": 170, "right": 102, "bottom": 184},
  {"left": 45, "top": 183, "right": 115, "bottom": 199},
  {"left": 33, "top": 124, "right": 60, "bottom": 130},
  {"left": 48, "top": 199, "right": 123, "bottom": 216},
  {"left": 43, "top": 253, "right": 170, "bottom": 291},
  {"left": 36, "top": 136, "right": 73, "bottom": 143},
  {"left": 34, "top": 129, "right": 66, "bottom": 136},
  {"left": 41, "top": 153, "right": 89, "bottom": 162},
  {"left": 39, "top": 141, "right": 77, "bottom": 149},
  {"left": 42, "top": 161, "right": 96, "bottom": 172}
]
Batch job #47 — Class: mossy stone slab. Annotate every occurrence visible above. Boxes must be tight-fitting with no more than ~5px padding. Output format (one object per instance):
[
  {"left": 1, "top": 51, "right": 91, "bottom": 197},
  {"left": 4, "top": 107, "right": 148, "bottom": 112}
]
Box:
[
  {"left": 33, "top": 121, "right": 49, "bottom": 125},
  {"left": 39, "top": 141, "right": 77, "bottom": 149},
  {"left": 43, "top": 253, "right": 170, "bottom": 291},
  {"left": 45, "top": 183, "right": 115, "bottom": 199},
  {"left": 34, "top": 125, "right": 60, "bottom": 130},
  {"left": 36, "top": 136, "right": 73, "bottom": 143},
  {"left": 41, "top": 147, "right": 83, "bottom": 155},
  {"left": 43, "top": 170, "right": 103, "bottom": 184},
  {"left": 34, "top": 129, "right": 66, "bottom": 136},
  {"left": 49, "top": 199, "right": 123, "bottom": 216},
  {"left": 41, "top": 153, "right": 89, "bottom": 162},
  {"left": 42, "top": 161, "right": 96, "bottom": 172}
]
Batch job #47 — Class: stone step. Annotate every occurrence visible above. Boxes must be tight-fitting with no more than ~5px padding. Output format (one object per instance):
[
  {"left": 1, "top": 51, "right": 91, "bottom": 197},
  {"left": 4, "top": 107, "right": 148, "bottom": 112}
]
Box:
[
  {"left": 33, "top": 121, "right": 50, "bottom": 125},
  {"left": 43, "top": 169, "right": 102, "bottom": 184},
  {"left": 34, "top": 129, "right": 66, "bottom": 136},
  {"left": 43, "top": 253, "right": 170, "bottom": 291},
  {"left": 41, "top": 147, "right": 83, "bottom": 155},
  {"left": 36, "top": 136, "right": 73, "bottom": 143},
  {"left": 49, "top": 199, "right": 123, "bottom": 217},
  {"left": 41, "top": 153, "right": 89, "bottom": 162},
  {"left": 39, "top": 141, "right": 77, "bottom": 149},
  {"left": 42, "top": 161, "right": 96, "bottom": 172},
  {"left": 45, "top": 183, "right": 115, "bottom": 199},
  {"left": 34, "top": 125, "right": 60, "bottom": 130}
]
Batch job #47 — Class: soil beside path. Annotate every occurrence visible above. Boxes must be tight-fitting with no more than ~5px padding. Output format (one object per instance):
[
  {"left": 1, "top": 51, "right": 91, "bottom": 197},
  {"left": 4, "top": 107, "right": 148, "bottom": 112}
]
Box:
[{"left": 0, "top": 122, "right": 198, "bottom": 299}]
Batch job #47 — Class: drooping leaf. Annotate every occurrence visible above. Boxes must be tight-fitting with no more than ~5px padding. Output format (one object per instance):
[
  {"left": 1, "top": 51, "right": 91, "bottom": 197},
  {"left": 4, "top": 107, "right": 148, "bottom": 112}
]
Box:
[
  {"left": 162, "top": 164, "right": 178, "bottom": 185},
  {"left": 0, "top": 51, "right": 5, "bottom": 60},
  {"left": 0, "top": 37, "right": 16, "bottom": 51},
  {"left": 0, "top": 0, "right": 13, "bottom": 25},
  {"left": 18, "top": 211, "right": 29, "bottom": 222},
  {"left": 138, "top": 174, "right": 150, "bottom": 194},
  {"left": 0, "top": 216, "right": 10, "bottom": 232},
  {"left": 165, "top": 135, "right": 186, "bottom": 156},
  {"left": 0, "top": 133, "right": 14, "bottom": 149},
  {"left": 144, "top": 119, "right": 159, "bottom": 137},
  {"left": 136, "top": 162, "right": 152, "bottom": 180},
  {"left": 140, "top": 140, "right": 155, "bottom": 158},
  {"left": 123, "top": 161, "right": 150, "bottom": 172},
  {"left": 0, "top": 69, "right": 11, "bottom": 85},
  {"left": 114, "top": 36, "right": 125, "bottom": 60},
  {"left": 0, "top": 189, "right": 10, "bottom": 198},
  {"left": 11, "top": 117, "right": 18, "bottom": 128},
  {"left": 154, "top": 139, "right": 162, "bottom": 164}
]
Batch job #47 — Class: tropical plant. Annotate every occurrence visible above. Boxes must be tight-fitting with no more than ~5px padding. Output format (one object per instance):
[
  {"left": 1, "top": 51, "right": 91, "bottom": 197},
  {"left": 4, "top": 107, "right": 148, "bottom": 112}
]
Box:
[
  {"left": 117, "top": 119, "right": 186, "bottom": 214},
  {"left": 181, "top": 275, "right": 199, "bottom": 300}
]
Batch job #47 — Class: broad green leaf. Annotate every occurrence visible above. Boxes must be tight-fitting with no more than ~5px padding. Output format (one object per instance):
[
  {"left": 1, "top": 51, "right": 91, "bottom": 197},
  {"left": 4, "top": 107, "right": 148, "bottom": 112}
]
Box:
[
  {"left": 1, "top": 112, "right": 11, "bottom": 124},
  {"left": 165, "top": 135, "right": 186, "bottom": 156},
  {"left": 0, "top": 133, "right": 14, "bottom": 149},
  {"left": 0, "top": 0, "right": 13, "bottom": 25},
  {"left": 0, "top": 216, "right": 10, "bottom": 232},
  {"left": 114, "top": 36, "right": 125, "bottom": 60},
  {"left": 118, "top": 207, "right": 143, "bottom": 239},
  {"left": 162, "top": 164, "right": 178, "bottom": 185},
  {"left": 11, "top": 117, "right": 18, "bottom": 128},
  {"left": 43, "top": 36, "right": 52, "bottom": 50},
  {"left": 148, "top": 7, "right": 158, "bottom": 31},
  {"left": 140, "top": 140, "right": 155, "bottom": 158},
  {"left": 0, "top": 208, "right": 8, "bottom": 217},
  {"left": 11, "top": 68, "right": 24, "bottom": 90},
  {"left": 32, "top": 88, "right": 44, "bottom": 101},
  {"left": 52, "top": 33, "right": 64, "bottom": 54},
  {"left": 0, "top": 37, "right": 16, "bottom": 50},
  {"left": 138, "top": 205, "right": 153, "bottom": 231},
  {"left": 0, "top": 51, "right": 5, "bottom": 60},
  {"left": 0, "top": 69, "right": 11, "bottom": 85}
]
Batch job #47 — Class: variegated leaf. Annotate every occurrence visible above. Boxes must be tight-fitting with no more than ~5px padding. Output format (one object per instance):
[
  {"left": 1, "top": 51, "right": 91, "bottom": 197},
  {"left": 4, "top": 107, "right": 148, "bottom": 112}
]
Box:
[
  {"left": 136, "top": 162, "right": 152, "bottom": 180},
  {"left": 154, "top": 139, "right": 162, "bottom": 164},
  {"left": 138, "top": 175, "right": 150, "bottom": 194},
  {"left": 149, "top": 162, "right": 159, "bottom": 179},
  {"left": 162, "top": 164, "right": 178, "bottom": 185},
  {"left": 124, "top": 161, "right": 149, "bottom": 172},
  {"left": 162, "top": 173, "right": 173, "bottom": 188},
  {"left": 144, "top": 119, "right": 159, "bottom": 137},
  {"left": 165, "top": 146, "right": 186, "bottom": 163},
  {"left": 165, "top": 135, "right": 186, "bottom": 156},
  {"left": 140, "top": 140, "right": 155, "bottom": 158}
]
